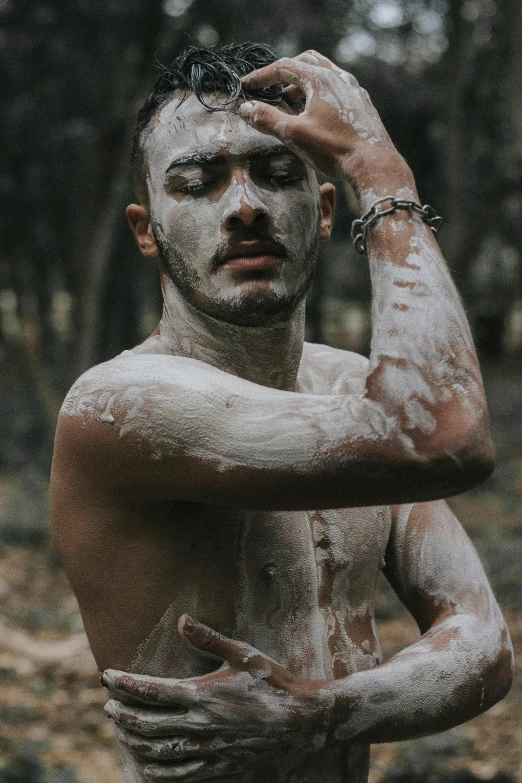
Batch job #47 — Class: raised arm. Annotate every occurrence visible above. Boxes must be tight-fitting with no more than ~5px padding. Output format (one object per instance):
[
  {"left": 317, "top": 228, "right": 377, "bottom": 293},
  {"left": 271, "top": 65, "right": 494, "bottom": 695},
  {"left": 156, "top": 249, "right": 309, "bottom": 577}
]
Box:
[
  {"left": 54, "top": 52, "right": 494, "bottom": 511},
  {"left": 56, "top": 341, "right": 479, "bottom": 511},
  {"left": 242, "top": 53, "right": 494, "bottom": 486}
]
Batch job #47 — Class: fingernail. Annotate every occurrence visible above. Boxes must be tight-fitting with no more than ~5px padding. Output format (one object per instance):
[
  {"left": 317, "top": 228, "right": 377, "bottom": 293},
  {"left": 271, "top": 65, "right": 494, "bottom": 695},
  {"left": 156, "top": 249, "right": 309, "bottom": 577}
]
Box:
[
  {"left": 183, "top": 614, "right": 197, "bottom": 633},
  {"left": 239, "top": 101, "right": 255, "bottom": 119},
  {"left": 104, "top": 700, "right": 116, "bottom": 717}
]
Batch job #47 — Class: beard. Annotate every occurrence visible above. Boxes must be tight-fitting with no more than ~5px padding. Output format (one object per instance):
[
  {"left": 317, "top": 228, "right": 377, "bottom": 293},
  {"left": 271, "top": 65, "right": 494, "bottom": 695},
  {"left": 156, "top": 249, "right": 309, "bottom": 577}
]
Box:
[{"left": 150, "top": 218, "right": 321, "bottom": 327}]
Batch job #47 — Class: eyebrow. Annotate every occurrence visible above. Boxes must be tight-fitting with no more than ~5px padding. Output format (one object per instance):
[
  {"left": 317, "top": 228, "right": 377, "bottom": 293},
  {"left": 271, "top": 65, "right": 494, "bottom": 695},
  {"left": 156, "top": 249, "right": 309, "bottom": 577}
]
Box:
[{"left": 165, "top": 145, "right": 298, "bottom": 174}]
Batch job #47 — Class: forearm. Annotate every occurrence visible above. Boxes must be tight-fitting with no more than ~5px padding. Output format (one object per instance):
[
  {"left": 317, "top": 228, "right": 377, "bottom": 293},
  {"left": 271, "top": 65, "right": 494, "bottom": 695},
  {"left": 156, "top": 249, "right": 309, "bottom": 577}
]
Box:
[
  {"left": 240, "top": 54, "right": 493, "bottom": 493},
  {"left": 346, "top": 151, "right": 493, "bottom": 474},
  {"left": 326, "top": 613, "right": 513, "bottom": 745}
]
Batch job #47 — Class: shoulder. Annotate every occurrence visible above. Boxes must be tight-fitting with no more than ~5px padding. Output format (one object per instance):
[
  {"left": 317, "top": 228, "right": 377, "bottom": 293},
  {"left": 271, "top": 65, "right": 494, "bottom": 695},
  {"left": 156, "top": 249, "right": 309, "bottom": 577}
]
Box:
[
  {"left": 60, "top": 352, "right": 223, "bottom": 423},
  {"left": 54, "top": 353, "right": 226, "bottom": 482},
  {"left": 56, "top": 351, "right": 265, "bottom": 465},
  {"left": 298, "top": 342, "right": 369, "bottom": 395}
]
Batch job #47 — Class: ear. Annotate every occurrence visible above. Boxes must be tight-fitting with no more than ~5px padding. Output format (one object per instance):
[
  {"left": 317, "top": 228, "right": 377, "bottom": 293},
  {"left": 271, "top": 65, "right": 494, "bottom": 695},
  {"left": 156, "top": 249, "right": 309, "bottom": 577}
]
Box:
[
  {"left": 126, "top": 204, "right": 159, "bottom": 258},
  {"left": 319, "top": 183, "right": 335, "bottom": 241}
]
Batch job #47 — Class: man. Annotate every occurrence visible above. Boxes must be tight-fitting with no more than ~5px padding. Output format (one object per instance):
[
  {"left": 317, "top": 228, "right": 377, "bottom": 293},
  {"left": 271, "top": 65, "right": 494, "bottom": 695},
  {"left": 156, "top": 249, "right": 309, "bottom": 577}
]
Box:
[{"left": 50, "top": 43, "right": 512, "bottom": 783}]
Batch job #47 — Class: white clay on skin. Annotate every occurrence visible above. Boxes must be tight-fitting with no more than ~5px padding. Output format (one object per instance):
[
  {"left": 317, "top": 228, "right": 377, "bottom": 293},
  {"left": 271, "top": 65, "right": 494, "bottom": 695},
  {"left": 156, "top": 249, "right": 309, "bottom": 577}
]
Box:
[
  {"left": 55, "top": 56, "right": 509, "bottom": 783},
  {"left": 143, "top": 96, "right": 319, "bottom": 316}
]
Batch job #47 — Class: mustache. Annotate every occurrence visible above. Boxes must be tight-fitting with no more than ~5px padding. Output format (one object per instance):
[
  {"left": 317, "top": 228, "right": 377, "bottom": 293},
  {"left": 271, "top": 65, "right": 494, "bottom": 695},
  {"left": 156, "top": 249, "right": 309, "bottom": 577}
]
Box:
[{"left": 209, "top": 228, "right": 289, "bottom": 272}]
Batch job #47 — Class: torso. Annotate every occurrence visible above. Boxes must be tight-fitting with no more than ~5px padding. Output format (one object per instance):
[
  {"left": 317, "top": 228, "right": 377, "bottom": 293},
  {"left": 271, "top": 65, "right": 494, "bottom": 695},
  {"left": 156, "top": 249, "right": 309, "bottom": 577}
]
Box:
[
  {"left": 129, "top": 502, "right": 390, "bottom": 683},
  {"left": 52, "top": 341, "right": 392, "bottom": 783}
]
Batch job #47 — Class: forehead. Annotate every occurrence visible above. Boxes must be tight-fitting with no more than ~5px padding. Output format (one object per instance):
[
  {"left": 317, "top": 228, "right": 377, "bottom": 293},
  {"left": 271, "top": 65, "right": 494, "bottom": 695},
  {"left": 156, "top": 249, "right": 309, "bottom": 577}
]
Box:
[{"left": 143, "top": 93, "right": 291, "bottom": 171}]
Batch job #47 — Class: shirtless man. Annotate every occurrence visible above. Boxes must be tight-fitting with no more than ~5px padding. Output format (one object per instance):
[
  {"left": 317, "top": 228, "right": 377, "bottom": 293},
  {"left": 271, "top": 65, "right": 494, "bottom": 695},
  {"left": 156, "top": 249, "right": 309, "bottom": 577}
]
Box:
[{"left": 50, "top": 44, "right": 512, "bottom": 783}]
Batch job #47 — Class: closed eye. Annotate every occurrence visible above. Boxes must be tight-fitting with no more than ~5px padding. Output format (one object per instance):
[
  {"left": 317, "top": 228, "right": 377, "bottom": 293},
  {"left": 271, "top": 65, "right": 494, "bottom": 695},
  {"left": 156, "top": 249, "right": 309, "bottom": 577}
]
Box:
[
  {"left": 179, "top": 181, "right": 214, "bottom": 195},
  {"left": 269, "top": 173, "right": 302, "bottom": 186}
]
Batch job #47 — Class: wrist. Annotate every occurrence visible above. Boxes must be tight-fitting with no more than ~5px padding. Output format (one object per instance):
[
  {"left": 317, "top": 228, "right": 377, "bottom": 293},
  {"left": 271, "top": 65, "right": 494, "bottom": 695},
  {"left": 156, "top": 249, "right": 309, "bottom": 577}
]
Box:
[
  {"left": 294, "top": 679, "right": 341, "bottom": 745},
  {"left": 351, "top": 196, "right": 443, "bottom": 254},
  {"left": 320, "top": 676, "right": 364, "bottom": 746},
  {"left": 340, "top": 147, "right": 417, "bottom": 211}
]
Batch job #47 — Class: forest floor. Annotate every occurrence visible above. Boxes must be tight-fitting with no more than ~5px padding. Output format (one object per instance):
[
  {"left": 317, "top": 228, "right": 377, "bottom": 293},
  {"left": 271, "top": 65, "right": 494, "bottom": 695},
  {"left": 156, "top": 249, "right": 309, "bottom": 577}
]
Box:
[{"left": 0, "top": 358, "right": 521, "bottom": 783}]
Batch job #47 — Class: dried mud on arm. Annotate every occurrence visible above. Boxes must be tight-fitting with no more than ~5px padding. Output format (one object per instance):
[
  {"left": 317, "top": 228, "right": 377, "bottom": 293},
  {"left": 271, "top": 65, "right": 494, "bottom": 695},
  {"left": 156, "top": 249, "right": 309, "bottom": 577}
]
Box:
[
  {"left": 54, "top": 341, "right": 485, "bottom": 515},
  {"left": 55, "top": 57, "right": 494, "bottom": 512},
  {"left": 242, "top": 51, "right": 493, "bottom": 470},
  {"left": 324, "top": 500, "right": 514, "bottom": 744}
]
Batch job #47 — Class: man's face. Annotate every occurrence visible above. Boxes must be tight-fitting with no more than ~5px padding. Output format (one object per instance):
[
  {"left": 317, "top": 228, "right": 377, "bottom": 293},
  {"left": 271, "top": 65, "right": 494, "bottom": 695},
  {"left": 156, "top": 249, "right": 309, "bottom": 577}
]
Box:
[{"left": 141, "top": 93, "right": 325, "bottom": 326}]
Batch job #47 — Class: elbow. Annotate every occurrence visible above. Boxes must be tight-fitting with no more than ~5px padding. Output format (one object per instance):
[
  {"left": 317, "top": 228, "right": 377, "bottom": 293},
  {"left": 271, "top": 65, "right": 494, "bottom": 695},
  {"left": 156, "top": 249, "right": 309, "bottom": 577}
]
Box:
[
  {"left": 447, "top": 408, "right": 496, "bottom": 489},
  {"left": 448, "top": 433, "right": 495, "bottom": 493},
  {"left": 411, "top": 442, "right": 495, "bottom": 502},
  {"left": 416, "top": 415, "right": 496, "bottom": 497},
  {"left": 488, "top": 627, "right": 514, "bottom": 706},
  {"left": 479, "top": 622, "right": 514, "bottom": 713},
  {"left": 492, "top": 661, "right": 514, "bottom": 705}
]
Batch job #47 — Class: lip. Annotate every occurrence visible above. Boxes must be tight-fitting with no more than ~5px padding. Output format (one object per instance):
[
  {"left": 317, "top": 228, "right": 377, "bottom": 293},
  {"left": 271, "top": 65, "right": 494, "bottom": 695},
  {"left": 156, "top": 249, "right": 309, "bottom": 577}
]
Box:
[
  {"left": 219, "top": 241, "right": 286, "bottom": 269},
  {"left": 223, "top": 254, "right": 284, "bottom": 272}
]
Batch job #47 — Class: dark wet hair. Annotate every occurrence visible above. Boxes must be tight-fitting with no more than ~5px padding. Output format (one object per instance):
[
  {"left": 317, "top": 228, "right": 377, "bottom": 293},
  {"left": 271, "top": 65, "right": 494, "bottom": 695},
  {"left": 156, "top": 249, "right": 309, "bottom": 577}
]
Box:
[{"left": 131, "top": 42, "right": 291, "bottom": 204}]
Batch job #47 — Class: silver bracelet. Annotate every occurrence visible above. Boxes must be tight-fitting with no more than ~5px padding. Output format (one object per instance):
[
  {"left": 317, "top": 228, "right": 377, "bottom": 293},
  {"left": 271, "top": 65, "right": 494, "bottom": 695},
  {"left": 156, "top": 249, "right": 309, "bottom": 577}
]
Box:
[{"left": 351, "top": 196, "right": 443, "bottom": 255}]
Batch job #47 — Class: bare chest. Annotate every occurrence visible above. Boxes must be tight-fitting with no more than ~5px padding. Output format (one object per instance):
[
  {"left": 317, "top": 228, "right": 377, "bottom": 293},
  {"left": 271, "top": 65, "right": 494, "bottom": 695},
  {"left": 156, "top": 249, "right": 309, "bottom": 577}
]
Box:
[{"left": 131, "top": 503, "right": 391, "bottom": 681}]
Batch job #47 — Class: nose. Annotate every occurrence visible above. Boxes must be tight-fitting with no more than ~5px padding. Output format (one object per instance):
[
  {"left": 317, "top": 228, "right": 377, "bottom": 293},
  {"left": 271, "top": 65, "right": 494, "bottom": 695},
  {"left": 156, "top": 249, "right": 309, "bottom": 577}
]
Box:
[{"left": 222, "top": 179, "right": 270, "bottom": 231}]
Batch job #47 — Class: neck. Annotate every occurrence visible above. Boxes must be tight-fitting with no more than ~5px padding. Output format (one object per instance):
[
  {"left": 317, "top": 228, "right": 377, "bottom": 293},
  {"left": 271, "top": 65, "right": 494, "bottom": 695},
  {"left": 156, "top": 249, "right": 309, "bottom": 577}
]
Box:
[{"left": 156, "top": 277, "right": 306, "bottom": 391}]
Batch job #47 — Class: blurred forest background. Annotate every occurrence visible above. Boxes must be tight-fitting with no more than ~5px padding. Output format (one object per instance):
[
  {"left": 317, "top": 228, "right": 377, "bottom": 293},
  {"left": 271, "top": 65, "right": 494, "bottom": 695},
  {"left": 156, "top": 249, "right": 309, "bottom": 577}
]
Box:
[{"left": 0, "top": 0, "right": 521, "bottom": 781}]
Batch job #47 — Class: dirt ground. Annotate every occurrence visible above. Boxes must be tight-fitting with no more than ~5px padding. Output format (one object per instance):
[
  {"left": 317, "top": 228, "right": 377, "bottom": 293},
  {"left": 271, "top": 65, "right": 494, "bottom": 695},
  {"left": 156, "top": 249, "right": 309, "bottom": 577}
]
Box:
[{"left": 0, "top": 359, "right": 521, "bottom": 782}]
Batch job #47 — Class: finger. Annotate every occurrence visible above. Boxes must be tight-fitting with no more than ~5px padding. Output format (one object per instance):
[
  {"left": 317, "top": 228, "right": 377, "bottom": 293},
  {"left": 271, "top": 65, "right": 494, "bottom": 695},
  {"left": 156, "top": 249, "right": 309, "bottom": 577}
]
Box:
[
  {"left": 102, "top": 670, "right": 196, "bottom": 707},
  {"left": 180, "top": 617, "right": 300, "bottom": 693},
  {"left": 143, "top": 758, "right": 210, "bottom": 780},
  {"left": 282, "top": 84, "right": 305, "bottom": 105},
  {"left": 179, "top": 615, "right": 274, "bottom": 673},
  {"left": 239, "top": 100, "right": 301, "bottom": 142},
  {"left": 240, "top": 57, "right": 318, "bottom": 91},
  {"left": 296, "top": 51, "right": 321, "bottom": 66},
  {"left": 117, "top": 728, "right": 278, "bottom": 762},
  {"left": 296, "top": 50, "right": 338, "bottom": 69},
  {"left": 143, "top": 757, "right": 245, "bottom": 781},
  {"left": 105, "top": 699, "right": 213, "bottom": 737},
  {"left": 115, "top": 727, "right": 193, "bottom": 760},
  {"left": 298, "top": 51, "right": 354, "bottom": 83}
]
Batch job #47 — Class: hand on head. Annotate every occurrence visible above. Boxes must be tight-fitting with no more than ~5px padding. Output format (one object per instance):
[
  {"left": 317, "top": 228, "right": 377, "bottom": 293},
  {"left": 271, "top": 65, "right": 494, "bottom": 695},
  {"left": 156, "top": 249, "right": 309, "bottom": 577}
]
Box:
[{"left": 239, "top": 50, "right": 396, "bottom": 181}]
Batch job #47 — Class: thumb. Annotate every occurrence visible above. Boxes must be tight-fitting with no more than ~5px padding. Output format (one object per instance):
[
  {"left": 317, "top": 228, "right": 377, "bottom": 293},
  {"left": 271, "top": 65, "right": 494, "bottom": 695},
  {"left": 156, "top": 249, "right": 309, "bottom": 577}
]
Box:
[
  {"left": 178, "top": 614, "right": 266, "bottom": 670},
  {"left": 238, "top": 100, "right": 297, "bottom": 142}
]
